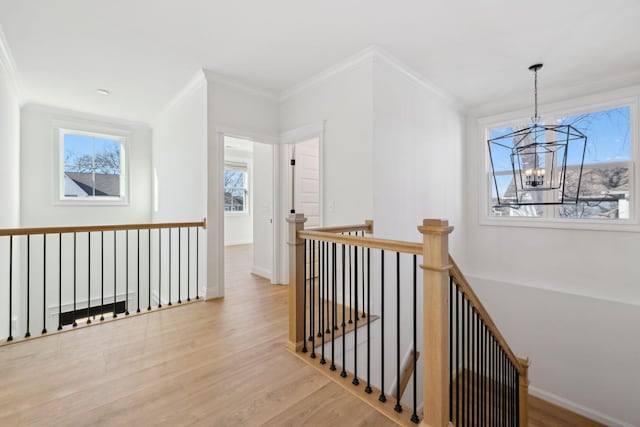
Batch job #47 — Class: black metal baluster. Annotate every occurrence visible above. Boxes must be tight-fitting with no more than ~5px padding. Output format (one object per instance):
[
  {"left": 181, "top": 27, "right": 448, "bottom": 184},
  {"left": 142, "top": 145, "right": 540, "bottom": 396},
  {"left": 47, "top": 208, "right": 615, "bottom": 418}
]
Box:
[
  {"left": 310, "top": 240, "right": 316, "bottom": 359},
  {"left": 361, "top": 243, "right": 365, "bottom": 319},
  {"left": 195, "top": 227, "right": 200, "bottom": 299},
  {"left": 465, "top": 300, "right": 472, "bottom": 425},
  {"left": 365, "top": 247, "right": 372, "bottom": 393},
  {"left": 158, "top": 229, "right": 162, "bottom": 308},
  {"left": 379, "top": 250, "right": 386, "bottom": 402},
  {"left": 503, "top": 349, "right": 507, "bottom": 427},
  {"left": 340, "top": 243, "right": 346, "bottom": 376},
  {"left": 148, "top": 229, "right": 151, "bottom": 310},
  {"left": 302, "top": 239, "right": 308, "bottom": 353},
  {"left": 85, "top": 233, "right": 90, "bottom": 325},
  {"left": 26, "top": 235, "right": 31, "bottom": 337},
  {"left": 137, "top": 229, "right": 140, "bottom": 313},
  {"left": 481, "top": 322, "right": 485, "bottom": 425},
  {"left": 411, "top": 254, "right": 418, "bottom": 423},
  {"left": 348, "top": 234, "right": 352, "bottom": 324},
  {"left": 187, "top": 228, "right": 191, "bottom": 302},
  {"left": 455, "top": 284, "right": 459, "bottom": 425},
  {"left": 394, "top": 251, "right": 402, "bottom": 413},
  {"left": 320, "top": 242, "right": 326, "bottom": 365},
  {"left": 516, "top": 363, "right": 520, "bottom": 426},
  {"left": 178, "top": 228, "right": 182, "bottom": 304},
  {"left": 100, "top": 231, "right": 105, "bottom": 321},
  {"left": 168, "top": 228, "right": 172, "bottom": 306},
  {"left": 317, "top": 241, "right": 322, "bottom": 338},
  {"left": 352, "top": 245, "right": 359, "bottom": 386},
  {"left": 7, "top": 236, "right": 13, "bottom": 341},
  {"left": 330, "top": 243, "right": 336, "bottom": 371},
  {"left": 125, "top": 231, "right": 129, "bottom": 315},
  {"left": 461, "top": 295, "right": 465, "bottom": 426},
  {"left": 449, "top": 276, "right": 453, "bottom": 423},
  {"left": 325, "top": 242, "right": 330, "bottom": 334},
  {"left": 58, "top": 233, "right": 63, "bottom": 330},
  {"left": 43, "top": 234, "right": 49, "bottom": 332},
  {"left": 72, "top": 233, "right": 77, "bottom": 327},
  {"left": 113, "top": 231, "right": 117, "bottom": 318},
  {"left": 472, "top": 309, "right": 476, "bottom": 426}
]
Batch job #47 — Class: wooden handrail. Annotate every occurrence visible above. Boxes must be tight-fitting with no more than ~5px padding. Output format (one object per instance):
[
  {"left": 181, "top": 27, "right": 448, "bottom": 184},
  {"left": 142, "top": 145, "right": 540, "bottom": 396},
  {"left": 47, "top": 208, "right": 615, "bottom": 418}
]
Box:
[
  {"left": 0, "top": 218, "right": 207, "bottom": 237},
  {"left": 298, "top": 230, "right": 422, "bottom": 255},
  {"left": 308, "top": 219, "right": 373, "bottom": 234},
  {"left": 448, "top": 256, "right": 524, "bottom": 375}
]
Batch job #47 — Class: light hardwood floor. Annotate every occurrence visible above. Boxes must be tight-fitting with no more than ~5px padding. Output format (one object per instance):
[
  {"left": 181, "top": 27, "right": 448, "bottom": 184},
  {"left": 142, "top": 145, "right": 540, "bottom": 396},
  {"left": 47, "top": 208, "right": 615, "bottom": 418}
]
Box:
[{"left": 0, "top": 245, "right": 603, "bottom": 427}]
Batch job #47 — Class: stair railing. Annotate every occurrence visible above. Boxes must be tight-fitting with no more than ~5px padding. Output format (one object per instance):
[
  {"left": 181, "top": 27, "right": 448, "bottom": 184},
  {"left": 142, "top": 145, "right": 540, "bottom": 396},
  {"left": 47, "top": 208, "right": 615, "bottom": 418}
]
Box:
[
  {"left": 0, "top": 219, "right": 206, "bottom": 345},
  {"left": 287, "top": 214, "right": 529, "bottom": 427}
]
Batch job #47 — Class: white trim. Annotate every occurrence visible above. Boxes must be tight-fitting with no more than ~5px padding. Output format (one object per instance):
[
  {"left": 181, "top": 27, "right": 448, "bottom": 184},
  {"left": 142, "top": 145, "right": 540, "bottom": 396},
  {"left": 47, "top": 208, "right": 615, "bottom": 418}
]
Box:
[
  {"left": 224, "top": 239, "right": 253, "bottom": 246},
  {"left": 280, "top": 122, "right": 324, "bottom": 144},
  {"left": 250, "top": 265, "right": 271, "bottom": 280},
  {"left": 151, "top": 70, "right": 206, "bottom": 126},
  {"left": 24, "top": 103, "right": 150, "bottom": 129},
  {"left": 216, "top": 125, "right": 280, "bottom": 145},
  {"left": 0, "top": 25, "right": 23, "bottom": 99},
  {"left": 280, "top": 45, "right": 459, "bottom": 109},
  {"left": 280, "top": 46, "right": 377, "bottom": 101},
  {"left": 53, "top": 123, "right": 131, "bottom": 206},
  {"left": 372, "top": 46, "right": 459, "bottom": 109},
  {"left": 529, "top": 386, "right": 635, "bottom": 427},
  {"left": 203, "top": 69, "right": 279, "bottom": 101}
]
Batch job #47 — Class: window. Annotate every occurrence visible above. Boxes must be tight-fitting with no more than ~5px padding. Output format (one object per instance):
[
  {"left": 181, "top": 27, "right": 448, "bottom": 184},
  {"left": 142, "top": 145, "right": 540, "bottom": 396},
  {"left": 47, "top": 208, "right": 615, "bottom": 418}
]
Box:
[
  {"left": 59, "top": 129, "right": 127, "bottom": 202},
  {"left": 224, "top": 163, "right": 248, "bottom": 212},
  {"left": 485, "top": 103, "right": 635, "bottom": 224}
]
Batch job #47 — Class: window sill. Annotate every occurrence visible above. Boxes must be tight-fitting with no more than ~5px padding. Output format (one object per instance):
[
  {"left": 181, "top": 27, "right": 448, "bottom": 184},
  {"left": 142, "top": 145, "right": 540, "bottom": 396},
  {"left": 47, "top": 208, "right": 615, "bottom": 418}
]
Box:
[
  {"left": 55, "top": 198, "right": 129, "bottom": 207},
  {"left": 224, "top": 211, "right": 250, "bottom": 217},
  {"left": 479, "top": 214, "right": 640, "bottom": 233}
]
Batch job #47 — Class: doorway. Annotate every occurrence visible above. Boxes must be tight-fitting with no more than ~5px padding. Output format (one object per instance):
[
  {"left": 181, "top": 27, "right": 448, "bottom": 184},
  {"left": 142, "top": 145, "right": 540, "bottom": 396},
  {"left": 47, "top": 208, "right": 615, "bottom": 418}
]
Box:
[{"left": 223, "top": 136, "right": 274, "bottom": 288}]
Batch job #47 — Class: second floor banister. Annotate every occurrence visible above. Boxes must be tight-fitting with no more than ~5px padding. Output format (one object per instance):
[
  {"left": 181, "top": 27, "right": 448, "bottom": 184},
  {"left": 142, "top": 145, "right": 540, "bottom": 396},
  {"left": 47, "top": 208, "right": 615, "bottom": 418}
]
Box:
[
  {"left": 287, "top": 214, "right": 530, "bottom": 427},
  {"left": 0, "top": 219, "right": 206, "bottom": 344}
]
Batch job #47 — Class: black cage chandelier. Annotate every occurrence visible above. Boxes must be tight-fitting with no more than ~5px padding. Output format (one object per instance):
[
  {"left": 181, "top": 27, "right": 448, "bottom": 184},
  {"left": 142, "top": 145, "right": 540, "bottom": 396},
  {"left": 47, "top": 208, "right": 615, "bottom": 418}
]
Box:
[{"left": 487, "top": 64, "right": 588, "bottom": 207}]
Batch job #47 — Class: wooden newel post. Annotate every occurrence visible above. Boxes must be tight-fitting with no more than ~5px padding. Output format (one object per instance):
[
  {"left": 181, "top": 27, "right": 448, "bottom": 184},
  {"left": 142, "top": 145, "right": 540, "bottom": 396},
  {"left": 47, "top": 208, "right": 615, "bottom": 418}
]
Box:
[
  {"left": 287, "top": 213, "right": 307, "bottom": 353},
  {"left": 418, "top": 219, "right": 454, "bottom": 427},
  {"left": 519, "top": 358, "right": 530, "bottom": 427}
]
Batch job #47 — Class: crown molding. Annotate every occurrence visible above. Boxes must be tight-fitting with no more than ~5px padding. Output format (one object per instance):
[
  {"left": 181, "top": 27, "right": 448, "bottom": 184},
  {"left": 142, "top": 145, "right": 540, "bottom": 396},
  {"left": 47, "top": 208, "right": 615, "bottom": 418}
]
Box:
[
  {"left": 279, "top": 46, "right": 377, "bottom": 101},
  {"left": 151, "top": 70, "right": 207, "bottom": 126},
  {"left": 371, "top": 46, "right": 460, "bottom": 110},
  {"left": 22, "top": 103, "right": 150, "bottom": 129},
  {"left": 279, "top": 45, "right": 461, "bottom": 110},
  {"left": 203, "top": 69, "right": 279, "bottom": 101},
  {"left": 0, "top": 25, "right": 23, "bottom": 100}
]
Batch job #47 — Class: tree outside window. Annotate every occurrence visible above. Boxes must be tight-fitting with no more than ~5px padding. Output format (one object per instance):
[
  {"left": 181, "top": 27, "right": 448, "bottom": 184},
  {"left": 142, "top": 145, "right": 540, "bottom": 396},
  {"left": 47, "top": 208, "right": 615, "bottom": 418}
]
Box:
[{"left": 224, "top": 163, "right": 248, "bottom": 212}]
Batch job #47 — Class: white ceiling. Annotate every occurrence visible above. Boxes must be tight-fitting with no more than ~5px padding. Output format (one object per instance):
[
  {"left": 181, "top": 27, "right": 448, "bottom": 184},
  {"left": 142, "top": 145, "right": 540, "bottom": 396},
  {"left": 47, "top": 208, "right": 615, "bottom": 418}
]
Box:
[{"left": 1, "top": 0, "right": 640, "bottom": 123}]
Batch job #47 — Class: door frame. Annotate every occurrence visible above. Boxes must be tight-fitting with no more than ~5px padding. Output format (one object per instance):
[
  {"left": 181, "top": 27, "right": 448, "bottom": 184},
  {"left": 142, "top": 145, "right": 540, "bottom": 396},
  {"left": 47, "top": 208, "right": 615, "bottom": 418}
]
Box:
[{"left": 217, "top": 126, "right": 280, "bottom": 285}]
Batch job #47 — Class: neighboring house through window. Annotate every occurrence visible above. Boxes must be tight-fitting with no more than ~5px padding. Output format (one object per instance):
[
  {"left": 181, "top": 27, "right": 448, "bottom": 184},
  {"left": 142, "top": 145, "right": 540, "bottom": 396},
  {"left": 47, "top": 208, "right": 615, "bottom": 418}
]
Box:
[
  {"left": 59, "top": 128, "right": 127, "bottom": 203},
  {"left": 485, "top": 102, "right": 635, "bottom": 224},
  {"left": 224, "top": 162, "right": 248, "bottom": 212}
]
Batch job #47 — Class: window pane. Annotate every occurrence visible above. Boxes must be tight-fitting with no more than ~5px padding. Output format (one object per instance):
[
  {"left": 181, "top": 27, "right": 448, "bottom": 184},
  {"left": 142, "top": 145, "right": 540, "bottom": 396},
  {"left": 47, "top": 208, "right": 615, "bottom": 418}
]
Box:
[
  {"left": 556, "top": 106, "right": 631, "bottom": 219},
  {"left": 558, "top": 106, "right": 631, "bottom": 165},
  {"left": 63, "top": 132, "right": 122, "bottom": 198}
]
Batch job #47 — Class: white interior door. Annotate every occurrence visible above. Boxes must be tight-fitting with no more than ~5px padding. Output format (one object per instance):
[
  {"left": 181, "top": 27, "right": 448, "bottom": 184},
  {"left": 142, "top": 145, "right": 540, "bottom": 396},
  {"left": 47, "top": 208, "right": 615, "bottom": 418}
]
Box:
[
  {"left": 252, "top": 142, "right": 274, "bottom": 280},
  {"left": 292, "top": 137, "right": 321, "bottom": 227}
]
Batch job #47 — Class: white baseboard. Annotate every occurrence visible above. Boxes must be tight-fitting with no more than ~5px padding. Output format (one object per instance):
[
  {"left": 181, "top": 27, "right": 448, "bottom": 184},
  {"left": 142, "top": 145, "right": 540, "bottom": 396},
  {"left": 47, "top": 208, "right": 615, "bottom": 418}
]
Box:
[
  {"left": 529, "top": 386, "right": 635, "bottom": 427},
  {"left": 224, "top": 240, "right": 252, "bottom": 246},
  {"left": 251, "top": 265, "right": 271, "bottom": 281}
]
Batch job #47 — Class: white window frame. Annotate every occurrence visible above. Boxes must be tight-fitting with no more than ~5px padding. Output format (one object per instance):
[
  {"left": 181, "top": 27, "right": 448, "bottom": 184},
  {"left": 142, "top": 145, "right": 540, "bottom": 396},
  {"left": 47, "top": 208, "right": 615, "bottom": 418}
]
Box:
[
  {"left": 55, "top": 123, "right": 130, "bottom": 206},
  {"left": 224, "top": 161, "right": 249, "bottom": 215},
  {"left": 478, "top": 95, "right": 639, "bottom": 232}
]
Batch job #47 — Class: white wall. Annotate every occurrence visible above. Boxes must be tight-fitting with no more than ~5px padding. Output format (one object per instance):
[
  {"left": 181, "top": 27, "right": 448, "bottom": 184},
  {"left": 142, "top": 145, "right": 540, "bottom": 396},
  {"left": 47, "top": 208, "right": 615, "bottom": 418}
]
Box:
[
  {"left": 0, "top": 66, "right": 20, "bottom": 227},
  {"left": 464, "top": 85, "right": 640, "bottom": 427},
  {"left": 206, "top": 71, "right": 280, "bottom": 295},
  {"left": 152, "top": 72, "right": 208, "bottom": 302},
  {"left": 224, "top": 147, "right": 253, "bottom": 246},
  {"left": 21, "top": 105, "right": 152, "bottom": 226},
  {"left": 280, "top": 58, "right": 374, "bottom": 227},
  {"left": 371, "top": 56, "right": 464, "bottom": 254},
  {"left": 252, "top": 142, "right": 274, "bottom": 280},
  {"left": 0, "top": 56, "right": 21, "bottom": 341}
]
